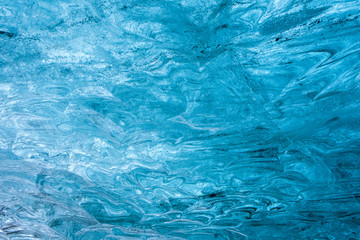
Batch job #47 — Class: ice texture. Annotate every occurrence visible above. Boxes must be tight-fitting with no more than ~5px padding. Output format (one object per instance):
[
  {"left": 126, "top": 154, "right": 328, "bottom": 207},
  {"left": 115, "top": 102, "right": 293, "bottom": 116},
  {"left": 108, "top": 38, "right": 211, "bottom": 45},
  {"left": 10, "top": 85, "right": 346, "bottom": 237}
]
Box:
[{"left": 1, "top": 0, "right": 360, "bottom": 239}]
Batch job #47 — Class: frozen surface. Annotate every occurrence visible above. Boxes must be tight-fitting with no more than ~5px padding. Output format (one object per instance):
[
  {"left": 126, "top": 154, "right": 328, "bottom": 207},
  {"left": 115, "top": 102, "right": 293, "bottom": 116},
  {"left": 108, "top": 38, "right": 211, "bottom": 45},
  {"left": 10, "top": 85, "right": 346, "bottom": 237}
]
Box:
[{"left": 1, "top": 0, "right": 360, "bottom": 239}]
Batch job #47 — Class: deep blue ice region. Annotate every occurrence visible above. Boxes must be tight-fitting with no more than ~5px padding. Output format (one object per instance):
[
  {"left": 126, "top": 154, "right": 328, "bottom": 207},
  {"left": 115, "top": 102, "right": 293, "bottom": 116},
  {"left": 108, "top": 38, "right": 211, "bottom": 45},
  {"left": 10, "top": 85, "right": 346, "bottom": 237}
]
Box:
[{"left": 1, "top": 0, "right": 360, "bottom": 239}]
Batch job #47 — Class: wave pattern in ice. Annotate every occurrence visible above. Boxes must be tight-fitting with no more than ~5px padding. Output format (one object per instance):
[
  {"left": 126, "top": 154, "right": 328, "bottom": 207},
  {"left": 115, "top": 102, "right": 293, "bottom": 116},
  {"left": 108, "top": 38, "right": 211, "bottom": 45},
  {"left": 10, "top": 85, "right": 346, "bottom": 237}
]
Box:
[{"left": 1, "top": 0, "right": 360, "bottom": 239}]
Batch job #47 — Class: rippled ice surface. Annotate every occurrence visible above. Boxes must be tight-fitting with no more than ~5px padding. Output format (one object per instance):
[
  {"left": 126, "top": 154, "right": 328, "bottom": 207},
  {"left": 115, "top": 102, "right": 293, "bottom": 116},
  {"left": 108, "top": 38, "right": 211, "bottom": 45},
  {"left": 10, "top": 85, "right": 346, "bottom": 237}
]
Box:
[{"left": 1, "top": 0, "right": 360, "bottom": 239}]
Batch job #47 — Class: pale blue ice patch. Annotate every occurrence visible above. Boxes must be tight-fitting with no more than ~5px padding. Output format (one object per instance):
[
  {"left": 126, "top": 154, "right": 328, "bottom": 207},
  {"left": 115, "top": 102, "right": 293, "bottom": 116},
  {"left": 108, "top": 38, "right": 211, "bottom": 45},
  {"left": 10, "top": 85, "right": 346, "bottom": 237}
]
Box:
[{"left": 1, "top": 0, "right": 360, "bottom": 239}]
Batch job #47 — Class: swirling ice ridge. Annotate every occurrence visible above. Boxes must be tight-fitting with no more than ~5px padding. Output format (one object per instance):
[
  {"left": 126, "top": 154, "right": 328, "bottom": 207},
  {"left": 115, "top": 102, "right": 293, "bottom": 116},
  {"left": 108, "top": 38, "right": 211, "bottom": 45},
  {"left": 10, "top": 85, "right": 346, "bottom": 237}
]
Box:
[{"left": 0, "top": 0, "right": 360, "bottom": 239}]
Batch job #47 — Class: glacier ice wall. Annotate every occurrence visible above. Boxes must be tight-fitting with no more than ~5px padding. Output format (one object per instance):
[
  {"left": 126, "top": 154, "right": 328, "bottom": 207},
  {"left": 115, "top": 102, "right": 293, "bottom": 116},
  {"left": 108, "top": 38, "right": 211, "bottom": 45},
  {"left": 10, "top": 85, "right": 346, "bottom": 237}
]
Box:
[{"left": 1, "top": 0, "right": 360, "bottom": 239}]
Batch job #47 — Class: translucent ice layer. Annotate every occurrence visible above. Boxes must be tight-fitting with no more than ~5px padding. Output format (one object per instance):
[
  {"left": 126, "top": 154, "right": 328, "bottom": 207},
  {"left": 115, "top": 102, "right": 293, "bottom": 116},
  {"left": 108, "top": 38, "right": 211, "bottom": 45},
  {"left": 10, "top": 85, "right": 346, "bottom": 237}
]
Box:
[{"left": 0, "top": 0, "right": 360, "bottom": 239}]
